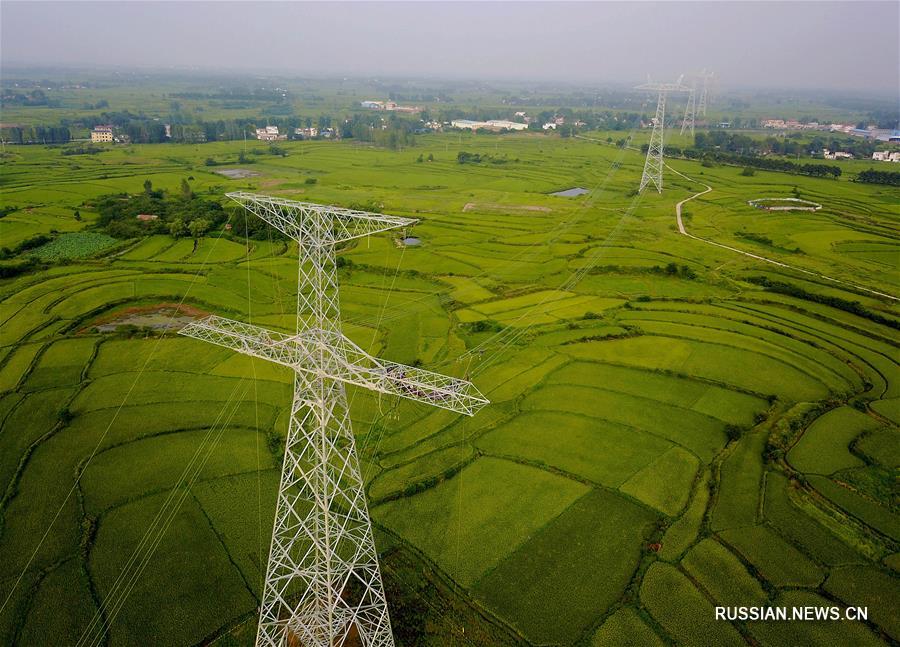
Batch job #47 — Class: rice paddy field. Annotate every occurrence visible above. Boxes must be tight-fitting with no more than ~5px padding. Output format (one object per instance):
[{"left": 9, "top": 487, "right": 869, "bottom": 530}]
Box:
[{"left": 0, "top": 129, "right": 898, "bottom": 646}]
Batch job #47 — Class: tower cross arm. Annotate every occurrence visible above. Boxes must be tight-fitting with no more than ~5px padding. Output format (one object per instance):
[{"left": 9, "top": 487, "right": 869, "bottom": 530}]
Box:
[
  {"left": 309, "top": 332, "right": 490, "bottom": 417},
  {"left": 179, "top": 315, "right": 309, "bottom": 368},
  {"left": 179, "top": 316, "right": 489, "bottom": 417},
  {"left": 226, "top": 191, "right": 418, "bottom": 245}
]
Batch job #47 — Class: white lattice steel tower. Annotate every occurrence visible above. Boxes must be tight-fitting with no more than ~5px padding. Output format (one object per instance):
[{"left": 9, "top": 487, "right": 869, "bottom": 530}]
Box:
[
  {"left": 180, "top": 192, "right": 488, "bottom": 647},
  {"left": 680, "top": 81, "right": 697, "bottom": 137},
  {"left": 697, "top": 70, "right": 714, "bottom": 118},
  {"left": 636, "top": 77, "right": 690, "bottom": 193}
]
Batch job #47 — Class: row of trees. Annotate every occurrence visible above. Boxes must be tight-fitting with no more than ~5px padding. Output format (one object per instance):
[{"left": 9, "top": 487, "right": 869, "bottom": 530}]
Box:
[
  {"left": 693, "top": 131, "right": 888, "bottom": 159},
  {"left": 0, "top": 125, "right": 71, "bottom": 144},
  {"left": 856, "top": 169, "right": 900, "bottom": 186}
]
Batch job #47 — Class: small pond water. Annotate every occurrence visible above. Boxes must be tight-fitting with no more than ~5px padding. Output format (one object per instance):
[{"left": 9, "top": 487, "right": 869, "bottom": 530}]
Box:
[
  {"left": 402, "top": 237, "right": 422, "bottom": 246},
  {"left": 551, "top": 187, "right": 590, "bottom": 197}
]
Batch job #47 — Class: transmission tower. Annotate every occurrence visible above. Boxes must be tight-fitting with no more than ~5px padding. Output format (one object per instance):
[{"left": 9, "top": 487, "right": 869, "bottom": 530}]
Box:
[
  {"left": 180, "top": 192, "right": 489, "bottom": 647},
  {"left": 636, "top": 77, "right": 689, "bottom": 193},
  {"left": 696, "top": 70, "right": 714, "bottom": 118},
  {"left": 680, "top": 81, "right": 697, "bottom": 137}
]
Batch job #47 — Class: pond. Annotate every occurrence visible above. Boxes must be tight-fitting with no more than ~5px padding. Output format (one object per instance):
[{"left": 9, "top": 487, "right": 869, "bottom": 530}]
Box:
[
  {"left": 402, "top": 237, "right": 422, "bottom": 246},
  {"left": 551, "top": 187, "right": 590, "bottom": 197}
]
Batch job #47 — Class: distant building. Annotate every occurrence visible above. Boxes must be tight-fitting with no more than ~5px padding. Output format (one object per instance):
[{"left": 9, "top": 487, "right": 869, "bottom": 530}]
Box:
[
  {"left": 872, "top": 151, "right": 900, "bottom": 162},
  {"left": 450, "top": 119, "right": 481, "bottom": 130},
  {"left": 542, "top": 122, "right": 557, "bottom": 130},
  {"left": 823, "top": 149, "right": 853, "bottom": 160},
  {"left": 485, "top": 120, "right": 528, "bottom": 131},
  {"left": 255, "top": 125, "right": 283, "bottom": 141},
  {"left": 91, "top": 126, "right": 114, "bottom": 143},
  {"left": 136, "top": 214, "right": 158, "bottom": 222},
  {"left": 450, "top": 119, "right": 527, "bottom": 132},
  {"left": 293, "top": 127, "right": 318, "bottom": 139}
]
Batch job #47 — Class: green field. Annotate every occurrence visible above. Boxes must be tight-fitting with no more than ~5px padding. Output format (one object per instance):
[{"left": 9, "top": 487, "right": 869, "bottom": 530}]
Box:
[{"left": 0, "top": 117, "right": 898, "bottom": 647}]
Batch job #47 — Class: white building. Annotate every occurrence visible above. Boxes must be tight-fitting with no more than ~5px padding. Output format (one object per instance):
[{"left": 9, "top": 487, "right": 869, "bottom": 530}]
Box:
[
  {"left": 256, "top": 126, "right": 282, "bottom": 141},
  {"left": 485, "top": 120, "right": 528, "bottom": 131},
  {"left": 361, "top": 101, "right": 384, "bottom": 110},
  {"left": 872, "top": 151, "right": 900, "bottom": 162},
  {"left": 823, "top": 149, "right": 853, "bottom": 160},
  {"left": 451, "top": 119, "right": 480, "bottom": 130},
  {"left": 542, "top": 122, "right": 557, "bottom": 130},
  {"left": 450, "top": 119, "right": 527, "bottom": 132}
]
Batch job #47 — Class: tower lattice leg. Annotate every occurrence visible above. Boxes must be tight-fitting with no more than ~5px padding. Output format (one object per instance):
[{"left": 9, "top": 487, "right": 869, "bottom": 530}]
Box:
[
  {"left": 639, "top": 90, "right": 667, "bottom": 193},
  {"left": 256, "top": 375, "right": 394, "bottom": 647}
]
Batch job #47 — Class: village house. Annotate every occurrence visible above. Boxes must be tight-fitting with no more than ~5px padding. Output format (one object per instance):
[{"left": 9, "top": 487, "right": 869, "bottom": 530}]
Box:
[{"left": 90, "top": 125, "right": 114, "bottom": 143}]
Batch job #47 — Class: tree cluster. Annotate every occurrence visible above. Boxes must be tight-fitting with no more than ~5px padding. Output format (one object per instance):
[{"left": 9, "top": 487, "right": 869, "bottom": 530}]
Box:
[
  {"left": 93, "top": 179, "right": 226, "bottom": 239},
  {"left": 1, "top": 125, "right": 71, "bottom": 144},
  {"left": 683, "top": 147, "right": 841, "bottom": 179},
  {"left": 856, "top": 168, "right": 900, "bottom": 186}
]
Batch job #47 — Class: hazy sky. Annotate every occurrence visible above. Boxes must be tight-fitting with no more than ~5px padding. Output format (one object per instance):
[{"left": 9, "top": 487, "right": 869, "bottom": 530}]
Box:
[{"left": 2, "top": 1, "right": 898, "bottom": 93}]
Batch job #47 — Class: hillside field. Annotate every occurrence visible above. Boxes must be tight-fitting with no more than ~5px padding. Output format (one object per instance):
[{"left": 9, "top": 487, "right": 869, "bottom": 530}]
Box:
[{"left": 1, "top": 131, "right": 898, "bottom": 646}]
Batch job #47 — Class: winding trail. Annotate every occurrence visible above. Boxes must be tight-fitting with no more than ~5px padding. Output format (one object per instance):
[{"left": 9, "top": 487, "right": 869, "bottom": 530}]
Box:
[{"left": 666, "top": 163, "right": 899, "bottom": 302}]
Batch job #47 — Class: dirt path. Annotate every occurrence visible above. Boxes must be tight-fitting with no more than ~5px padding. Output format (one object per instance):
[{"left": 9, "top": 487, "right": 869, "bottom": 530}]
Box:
[{"left": 666, "top": 163, "right": 898, "bottom": 302}]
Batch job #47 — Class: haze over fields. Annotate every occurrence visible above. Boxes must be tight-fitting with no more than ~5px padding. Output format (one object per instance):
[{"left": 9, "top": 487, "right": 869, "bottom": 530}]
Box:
[{"left": 2, "top": 1, "right": 899, "bottom": 94}]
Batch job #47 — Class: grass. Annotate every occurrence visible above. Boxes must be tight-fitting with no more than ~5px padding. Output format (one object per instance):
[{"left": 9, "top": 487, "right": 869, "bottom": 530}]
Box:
[
  {"left": 90, "top": 492, "right": 257, "bottom": 646},
  {"left": 824, "top": 566, "right": 900, "bottom": 641},
  {"left": 476, "top": 411, "right": 671, "bottom": 487},
  {"left": 719, "top": 525, "right": 824, "bottom": 587},
  {"left": 590, "top": 608, "right": 664, "bottom": 647},
  {"left": 22, "top": 337, "right": 95, "bottom": 390},
  {"left": 372, "top": 456, "right": 588, "bottom": 587},
  {"left": 682, "top": 538, "right": 767, "bottom": 607},
  {"left": 619, "top": 447, "right": 699, "bottom": 516},
  {"left": 80, "top": 427, "right": 277, "bottom": 514},
  {"left": 473, "top": 489, "right": 657, "bottom": 644},
  {"left": 640, "top": 562, "right": 745, "bottom": 647},
  {"left": 808, "top": 475, "right": 900, "bottom": 540},
  {"left": 659, "top": 469, "right": 710, "bottom": 561},
  {"left": 710, "top": 431, "right": 767, "bottom": 531},
  {"left": 0, "top": 122, "right": 897, "bottom": 645},
  {"left": 787, "top": 406, "right": 878, "bottom": 474},
  {"left": 748, "top": 590, "right": 885, "bottom": 647}
]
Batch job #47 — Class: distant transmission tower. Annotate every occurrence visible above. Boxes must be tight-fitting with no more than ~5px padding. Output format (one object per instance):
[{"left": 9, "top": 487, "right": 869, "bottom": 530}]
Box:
[
  {"left": 636, "top": 77, "right": 689, "bottom": 193},
  {"left": 180, "top": 193, "right": 488, "bottom": 647},
  {"left": 680, "top": 81, "right": 697, "bottom": 137},
  {"left": 696, "top": 70, "right": 714, "bottom": 118}
]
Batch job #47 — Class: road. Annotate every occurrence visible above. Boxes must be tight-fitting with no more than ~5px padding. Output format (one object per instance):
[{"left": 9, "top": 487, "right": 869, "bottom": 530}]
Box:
[{"left": 666, "top": 163, "right": 898, "bottom": 302}]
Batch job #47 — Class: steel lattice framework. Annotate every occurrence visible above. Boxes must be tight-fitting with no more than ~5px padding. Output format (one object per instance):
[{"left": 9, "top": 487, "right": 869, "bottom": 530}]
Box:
[
  {"left": 697, "top": 70, "right": 714, "bottom": 118},
  {"left": 180, "top": 192, "right": 488, "bottom": 647},
  {"left": 636, "top": 77, "right": 690, "bottom": 193},
  {"left": 680, "top": 82, "right": 697, "bottom": 137}
]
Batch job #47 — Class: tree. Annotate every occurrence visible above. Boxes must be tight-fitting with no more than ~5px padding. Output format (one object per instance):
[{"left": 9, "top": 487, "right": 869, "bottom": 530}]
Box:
[
  {"left": 180, "top": 178, "right": 193, "bottom": 201},
  {"left": 143, "top": 179, "right": 153, "bottom": 196},
  {"left": 73, "top": 210, "right": 82, "bottom": 221},
  {"left": 427, "top": 153, "right": 434, "bottom": 162},
  {"left": 169, "top": 218, "right": 188, "bottom": 238},
  {"left": 189, "top": 218, "right": 209, "bottom": 239},
  {"left": 740, "top": 167, "right": 756, "bottom": 176}
]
